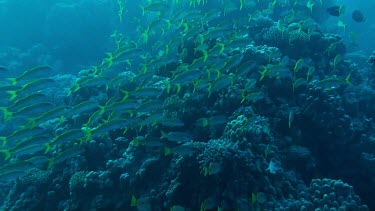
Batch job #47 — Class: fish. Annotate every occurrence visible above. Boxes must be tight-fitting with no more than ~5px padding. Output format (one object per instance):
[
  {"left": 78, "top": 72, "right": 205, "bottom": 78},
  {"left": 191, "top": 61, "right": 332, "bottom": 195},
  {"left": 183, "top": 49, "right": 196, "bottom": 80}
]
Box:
[
  {"left": 141, "top": 2, "right": 169, "bottom": 16},
  {"left": 293, "top": 78, "right": 308, "bottom": 93},
  {"left": 202, "top": 9, "right": 221, "bottom": 25},
  {"left": 252, "top": 192, "right": 257, "bottom": 204},
  {"left": 133, "top": 100, "right": 164, "bottom": 114},
  {"left": 130, "top": 71, "right": 154, "bottom": 84},
  {"left": 104, "top": 98, "right": 140, "bottom": 114},
  {"left": 221, "top": 37, "right": 248, "bottom": 53},
  {"left": 326, "top": 5, "right": 345, "bottom": 17},
  {"left": 337, "top": 19, "right": 346, "bottom": 31},
  {"left": 147, "top": 19, "right": 172, "bottom": 34},
  {"left": 288, "top": 110, "right": 295, "bottom": 128},
  {"left": 1, "top": 102, "right": 55, "bottom": 121},
  {"left": 6, "top": 66, "right": 53, "bottom": 85},
  {"left": 258, "top": 65, "right": 271, "bottom": 81},
  {"left": 306, "top": 67, "right": 315, "bottom": 81},
  {"left": 203, "top": 162, "right": 222, "bottom": 176},
  {"left": 6, "top": 78, "right": 55, "bottom": 101},
  {"left": 169, "top": 69, "right": 204, "bottom": 93},
  {"left": 352, "top": 10, "right": 365, "bottom": 23},
  {"left": 0, "top": 160, "right": 34, "bottom": 173},
  {"left": 69, "top": 101, "right": 99, "bottom": 117},
  {"left": 132, "top": 136, "right": 163, "bottom": 147},
  {"left": 9, "top": 135, "right": 50, "bottom": 153},
  {"left": 0, "top": 170, "right": 26, "bottom": 181},
  {"left": 1, "top": 142, "right": 48, "bottom": 161},
  {"left": 130, "top": 195, "right": 151, "bottom": 210},
  {"left": 25, "top": 156, "right": 50, "bottom": 169},
  {"left": 208, "top": 43, "right": 225, "bottom": 56},
  {"left": 193, "top": 79, "right": 210, "bottom": 93},
  {"left": 208, "top": 74, "right": 234, "bottom": 97},
  {"left": 164, "top": 144, "right": 197, "bottom": 156},
  {"left": 222, "top": 54, "right": 243, "bottom": 73},
  {"left": 85, "top": 109, "right": 103, "bottom": 128},
  {"left": 6, "top": 92, "right": 47, "bottom": 112},
  {"left": 333, "top": 54, "right": 342, "bottom": 72},
  {"left": 69, "top": 77, "right": 111, "bottom": 94},
  {"left": 48, "top": 129, "right": 85, "bottom": 149},
  {"left": 113, "top": 48, "right": 144, "bottom": 62},
  {"left": 170, "top": 205, "right": 188, "bottom": 211},
  {"left": 138, "top": 113, "right": 164, "bottom": 129},
  {"left": 194, "top": 43, "right": 209, "bottom": 54},
  {"left": 306, "top": 0, "right": 314, "bottom": 13},
  {"left": 0, "top": 84, "right": 21, "bottom": 93},
  {"left": 157, "top": 118, "right": 185, "bottom": 127},
  {"left": 241, "top": 91, "right": 265, "bottom": 103},
  {"left": 294, "top": 59, "right": 304, "bottom": 75},
  {"left": 195, "top": 115, "right": 227, "bottom": 127},
  {"left": 123, "top": 87, "right": 163, "bottom": 99},
  {"left": 89, "top": 118, "right": 132, "bottom": 139},
  {"left": 200, "top": 196, "right": 218, "bottom": 211},
  {"left": 314, "top": 74, "right": 352, "bottom": 89},
  {"left": 26, "top": 106, "right": 70, "bottom": 129},
  {"left": 235, "top": 60, "right": 257, "bottom": 79},
  {"left": 0, "top": 126, "right": 45, "bottom": 147},
  {"left": 48, "top": 147, "right": 84, "bottom": 169},
  {"left": 161, "top": 131, "right": 193, "bottom": 143}
]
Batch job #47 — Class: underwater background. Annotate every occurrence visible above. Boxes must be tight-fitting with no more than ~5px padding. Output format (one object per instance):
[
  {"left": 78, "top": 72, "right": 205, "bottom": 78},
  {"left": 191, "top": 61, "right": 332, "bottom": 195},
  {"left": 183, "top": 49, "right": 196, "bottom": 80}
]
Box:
[{"left": 0, "top": 0, "right": 374, "bottom": 210}]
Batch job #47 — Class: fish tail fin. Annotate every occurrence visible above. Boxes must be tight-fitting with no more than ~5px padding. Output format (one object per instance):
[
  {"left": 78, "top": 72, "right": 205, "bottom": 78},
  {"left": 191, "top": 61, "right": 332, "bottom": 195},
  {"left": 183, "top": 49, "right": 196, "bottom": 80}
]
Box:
[
  {"left": 345, "top": 74, "right": 353, "bottom": 85},
  {"left": 166, "top": 19, "right": 171, "bottom": 30},
  {"left": 0, "top": 137, "right": 6, "bottom": 147},
  {"left": 72, "top": 83, "right": 81, "bottom": 94},
  {"left": 161, "top": 130, "right": 168, "bottom": 139},
  {"left": 44, "top": 143, "right": 51, "bottom": 154},
  {"left": 6, "top": 90, "right": 17, "bottom": 101},
  {"left": 193, "top": 81, "right": 198, "bottom": 93},
  {"left": 240, "top": 89, "right": 246, "bottom": 104},
  {"left": 208, "top": 83, "right": 213, "bottom": 97},
  {"left": 166, "top": 81, "right": 171, "bottom": 94},
  {"left": 202, "top": 118, "right": 209, "bottom": 127},
  {"left": 197, "top": 34, "right": 204, "bottom": 45},
  {"left": 141, "top": 5, "right": 145, "bottom": 16},
  {"left": 251, "top": 192, "right": 257, "bottom": 204},
  {"left": 218, "top": 43, "right": 225, "bottom": 54},
  {"left": 202, "top": 49, "right": 208, "bottom": 62},
  {"left": 0, "top": 150, "right": 11, "bottom": 160},
  {"left": 196, "top": 118, "right": 208, "bottom": 127},
  {"left": 26, "top": 118, "right": 36, "bottom": 129},
  {"left": 98, "top": 105, "right": 106, "bottom": 116},
  {"left": 229, "top": 75, "right": 235, "bottom": 87},
  {"left": 0, "top": 107, "right": 12, "bottom": 121},
  {"left": 130, "top": 76, "right": 136, "bottom": 83},
  {"left": 6, "top": 78, "right": 17, "bottom": 85},
  {"left": 123, "top": 127, "right": 128, "bottom": 135},
  {"left": 121, "top": 90, "right": 130, "bottom": 100},
  {"left": 48, "top": 159, "right": 55, "bottom": 169},
  {"left": 133, "top": 138, "right": 140, "bottom": 146},
  {"left": 81, "top": 127, "right": 92, "bottom": 143},
  {"left": 164, "top": 147, "right": 171, "bottom": 156},
  {"left": 204, "top": 166, "right": 210, "bottom": 176},
  {"left": 130, "top": 195, "right": 138, "bottom": 207},
  {"left": 59, "top": 115, "right": 66, "bottom": 124},
  {"left": 176, "top": 84, "right": 181, "bottom": 94}
]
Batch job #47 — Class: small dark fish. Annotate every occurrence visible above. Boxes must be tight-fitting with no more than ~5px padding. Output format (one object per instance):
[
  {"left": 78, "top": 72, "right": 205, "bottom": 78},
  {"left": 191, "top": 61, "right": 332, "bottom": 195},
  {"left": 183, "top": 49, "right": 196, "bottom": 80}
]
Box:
[
  {"left": 352, "top": 10, "right": 365, "bottom": 22},
  {"left": 326, "top": 6, "right": 343, "bottom": 17}
]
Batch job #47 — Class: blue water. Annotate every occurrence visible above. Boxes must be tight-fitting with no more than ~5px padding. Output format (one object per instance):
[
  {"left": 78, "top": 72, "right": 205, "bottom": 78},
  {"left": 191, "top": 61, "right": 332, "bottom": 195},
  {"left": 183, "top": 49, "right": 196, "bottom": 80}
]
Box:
[{"left": 0, "top": 0, "right": 374, "bottom": 210}]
